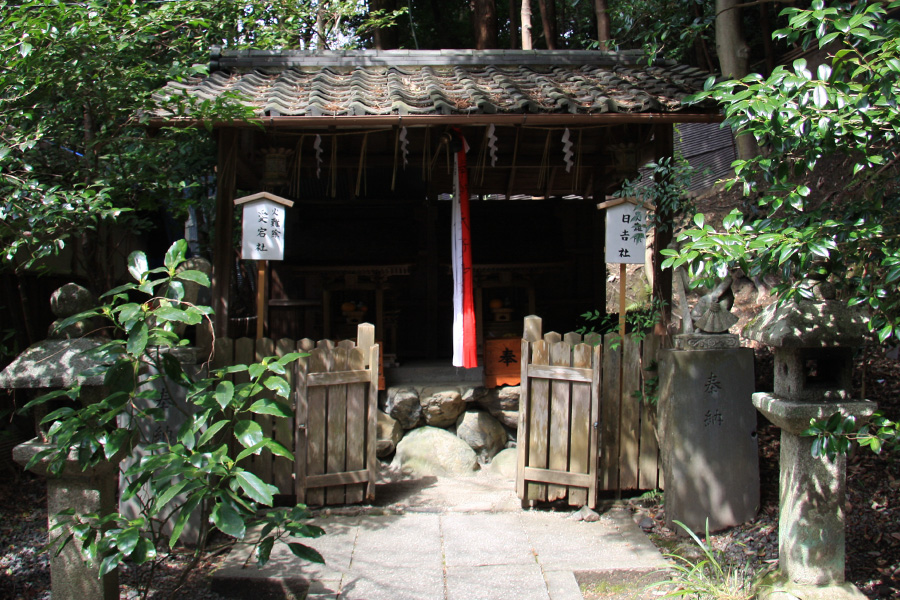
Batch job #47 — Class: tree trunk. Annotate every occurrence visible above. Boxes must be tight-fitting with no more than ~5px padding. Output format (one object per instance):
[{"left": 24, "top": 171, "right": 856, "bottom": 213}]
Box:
[
  {"left": 537, "top": 0, "right": 557, "bottom": 49},
  {"left": 760, "top": 2, "right": 776, "bottom": 76},
  {"left": 693, "top": 1, "right": 714, "bottom": 72},
  {"left": 594, "top": 0, "right": 610, "bottom": 50},
  {"left": 373, "top": 0, "right": 399, "bottom": 49},
  {"left": 316, "top": 3, "right": 327, "bottom": 49},
  {"left": 716, "top": 0, "right": 757, "bottom": 160},
  {"left": 521, "top": 0, "right": 533, "bottom": 49},
  {"left": 715, "top": 0, "right": 749, "bottom": 78},
  {"left": 471, "top": 0, "right": 498, "bottom": 49},
  {"left": 509, "top": 0, "right": 519, "bottom": 49}
]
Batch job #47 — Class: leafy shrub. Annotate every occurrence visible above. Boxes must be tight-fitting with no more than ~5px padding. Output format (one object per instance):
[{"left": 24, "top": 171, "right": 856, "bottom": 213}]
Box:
[{"left": 23, "top": 240, "right": 322, "bottom": 599}]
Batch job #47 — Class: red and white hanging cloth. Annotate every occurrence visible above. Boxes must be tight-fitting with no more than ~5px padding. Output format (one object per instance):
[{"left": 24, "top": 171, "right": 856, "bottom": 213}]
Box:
[{"left": 451, "top": 132, "right": 477, "bottom": 368}]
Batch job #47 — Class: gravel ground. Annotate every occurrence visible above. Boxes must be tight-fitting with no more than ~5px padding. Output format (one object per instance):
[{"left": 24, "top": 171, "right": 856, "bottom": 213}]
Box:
[{"left": 0, "top": 471, "right": 231, "bottom": 600}]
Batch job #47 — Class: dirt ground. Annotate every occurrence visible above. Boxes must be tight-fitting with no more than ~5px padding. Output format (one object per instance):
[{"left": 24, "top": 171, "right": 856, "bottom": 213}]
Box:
[{"left": 576, "top": 569, "right": 673, "bottom": 600}]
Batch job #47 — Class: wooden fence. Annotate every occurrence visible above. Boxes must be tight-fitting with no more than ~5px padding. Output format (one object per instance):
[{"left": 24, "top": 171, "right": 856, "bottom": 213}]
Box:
[
  {"left": 210, "top": 324, "right": 379, "bottom": 506},
  {"left": 516, "top": 316, "right": 662, "bottom": 509}
]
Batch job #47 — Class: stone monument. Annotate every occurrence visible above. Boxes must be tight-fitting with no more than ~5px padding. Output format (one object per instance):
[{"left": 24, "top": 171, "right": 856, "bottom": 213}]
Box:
[
  {"left": 658, "top": 270, "right": 759, "bottom": 533},
  {"left": 118, "top": 346, "right": 204, "bottom": 544},
  {"left": 745, "top": 288, "right": 875, "bottom": 600}
]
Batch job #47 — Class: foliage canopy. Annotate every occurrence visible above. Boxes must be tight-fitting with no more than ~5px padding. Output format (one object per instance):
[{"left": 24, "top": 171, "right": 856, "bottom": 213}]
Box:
[
  {"left": 670, "top": 0, "right": 900, "bottom": 343},
  {"left": 0, "top": 0, "right": 386, "bottom": 286}
]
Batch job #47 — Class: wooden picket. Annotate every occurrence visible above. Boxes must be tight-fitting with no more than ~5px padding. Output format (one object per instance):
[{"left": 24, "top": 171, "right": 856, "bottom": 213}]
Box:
[
  {"left": 517, "top": 316, "right": 601, "bottom": 508},
  {"left": 517, "top": 315, "right": 662, "bottom": 508},
  {"left": 213, "top": 324, "right": 379, "bottom": 506}
]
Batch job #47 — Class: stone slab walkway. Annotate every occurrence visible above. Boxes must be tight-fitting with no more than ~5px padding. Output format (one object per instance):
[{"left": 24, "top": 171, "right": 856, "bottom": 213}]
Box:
[{"left": 211, "top": 473, "right": 668, "bottom": 600}]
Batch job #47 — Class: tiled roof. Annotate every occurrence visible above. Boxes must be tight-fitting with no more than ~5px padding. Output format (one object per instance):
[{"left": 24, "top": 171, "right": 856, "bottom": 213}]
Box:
[{"left": 154, "top": 49, "right": 717, "bottom": 119}]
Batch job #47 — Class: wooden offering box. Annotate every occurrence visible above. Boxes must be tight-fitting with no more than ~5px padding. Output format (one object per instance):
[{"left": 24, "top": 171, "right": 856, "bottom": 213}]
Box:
[{"left": 483, "top": 338, "right": 522, "bottom": 387}]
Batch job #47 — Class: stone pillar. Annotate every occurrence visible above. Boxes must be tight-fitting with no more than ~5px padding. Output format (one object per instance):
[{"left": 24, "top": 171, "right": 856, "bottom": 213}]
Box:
[
  {"left": 753, "top": 394, "right": 873, "bottom": 600},
  {"left": 119, "top": 347, "right": 204, "bottom": 544},
  {"left": 13, "top": 439, "right": 119, "bottom": 600}
]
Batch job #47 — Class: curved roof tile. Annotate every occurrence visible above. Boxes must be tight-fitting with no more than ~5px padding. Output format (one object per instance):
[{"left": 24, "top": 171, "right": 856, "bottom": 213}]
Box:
[{"left": 152, "top": 49, "right": 718, "bottom": 119}]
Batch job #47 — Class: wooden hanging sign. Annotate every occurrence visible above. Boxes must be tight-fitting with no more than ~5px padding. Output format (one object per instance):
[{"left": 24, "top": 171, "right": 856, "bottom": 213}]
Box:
[
  {"left": 234, "top": 192, "right": 294, "bottom": 339},
  {"left": 235, "top": 191, "right": 294, "bottom": 261},
  {"left": 597, "top": 196, "right": 651, "bottom": 265}
]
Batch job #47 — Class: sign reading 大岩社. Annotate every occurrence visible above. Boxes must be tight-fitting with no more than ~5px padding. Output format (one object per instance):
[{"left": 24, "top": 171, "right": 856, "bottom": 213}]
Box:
[{"left": 235, "top": 192, "right": 294, "bottom": 261}]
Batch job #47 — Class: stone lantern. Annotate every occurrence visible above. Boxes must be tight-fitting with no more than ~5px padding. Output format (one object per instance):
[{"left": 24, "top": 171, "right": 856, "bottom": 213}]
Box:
[
  {"left": 0, "top": 283, "right": 119, "bottom": 600},
  {"left": 744, "top": 295, "right": 875, "bottom": 600}
]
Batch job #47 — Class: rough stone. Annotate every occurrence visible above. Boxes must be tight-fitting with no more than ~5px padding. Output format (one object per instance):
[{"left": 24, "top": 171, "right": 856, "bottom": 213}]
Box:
[
  {"left": 461, "top": 386, "right": 489, "bottom": 404},
  {"left": 485, "top": 447, "right": 518, "bottom": 480},
  {"left": 658, "top": 347, "right": 759, "bottom": 534},
  {"left": 376, "top": 410, "right": 403, "bottom": 458},
  {"left": 570, "top": 506, "right": 600, "bottom": 522},
  {"left": 385, "top": 387, "right": 422, "bottom": 429},
  {"left": 455, "top": 410, "right": 507, "bottom": 463},
  {"left": 420, "top": 388, "right": 465, "bottom": 428},
  {"left": 391, "top": 426, "right": 478, "bottom": 477},
  {"left": 49, "top": 283, "right": 94, "bottom": 318},
  {"left": 743, "top": 298, "right": 870, "bottom": 348},
  {"left": 477, "top": 386, "right": 520, "bottom": 429},
  {"left": 0, "top": 338, "right": 109, "bottom": 389}
]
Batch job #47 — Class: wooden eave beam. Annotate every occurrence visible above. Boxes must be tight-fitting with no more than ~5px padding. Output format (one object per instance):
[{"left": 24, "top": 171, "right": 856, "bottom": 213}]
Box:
[{"left": 149, "top": 111, "right": 724, "bottom": 131}]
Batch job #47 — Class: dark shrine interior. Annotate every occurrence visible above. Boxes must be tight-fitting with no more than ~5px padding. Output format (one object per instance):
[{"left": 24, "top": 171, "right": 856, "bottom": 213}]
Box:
[{"left": 229, "top": 123, "right": 657, "bottom": 362}]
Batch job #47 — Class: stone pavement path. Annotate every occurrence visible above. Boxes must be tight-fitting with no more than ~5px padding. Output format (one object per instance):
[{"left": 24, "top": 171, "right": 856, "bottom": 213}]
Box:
[{"left": 211, "top": 472, "right": 668, "bottom": 600}]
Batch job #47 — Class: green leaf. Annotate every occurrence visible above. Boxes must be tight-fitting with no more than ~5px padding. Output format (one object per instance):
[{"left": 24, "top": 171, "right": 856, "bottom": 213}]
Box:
[
  {"left": 211, "top": 502, "right": 246, "bottom": 539},
  {"left": 131, "top": 537, "right": 157, "bottom": 564},
  {"left": 236, "top": 441, "right": 266, "bottom": 462},
  {"left": 234, "top": 419, "right": 264, "bottom": 448},
  {"left": 198, "top": 420, "right": 229, "bottom": 447},
  {"left": 128, "top": 251, "right": 149, "bottom": 283},
  {"left": 126, "top": 321, "right": 148, "bottom": 356},
  {"left": 115, "top": 527, "right": 141, "bottom": 555},
  {"left": 256, "top": 536, "right": 275, "bottom": 566},
  {"left": 176, "top": 270, "right": 211, "bottom": 286},
  {"left": 104, "top": 360, "right": 135, "bottom": 394},
  {"left": 215, "top": 381, "right": 234, "bottom": 409},
  {"left": 155, "top": 306, "right": 202, "bottom": 325},
  {"left": 99, "top": 552, "right": 124, "bottom": 577},
  {"left": 812, "top": 84, "right": 828, "bottom": 109},
  {"left": 234, "top": 470, "right": 276, "bottom": 505},
  {"left": 262, "top": 376, "right": 291, "bottom": 399},
  {"left": 153, "top": 479, "right": 194, "bottom": 513},
  {"left": 169, "top": 494, "right": 203, "bottom": 548},
  {"left": 263, "top": 438, "right": 294, "bottom": 460},
  {"left": 248, "top": 397, "right": 293, "bottom": 417},
  {"left": 164, "top": 239, "right": 188, "bottom": 272},
  {"left": 288, "top": 542, "right": 325, "bottom": 564}
]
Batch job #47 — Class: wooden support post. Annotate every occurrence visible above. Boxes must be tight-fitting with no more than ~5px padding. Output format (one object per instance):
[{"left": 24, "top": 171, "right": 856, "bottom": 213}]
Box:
[
  {"left": 257, "top": 261, "right": 268, "bottom": 340},
  {"left": 212, "top": 129, "right": 237, "bottom": 338},
  {"left": 653, "top": 124, "right": 675, "bottom": 334},
  {"left": 617, "top": 263, "right": 626, "bottom": 500}
]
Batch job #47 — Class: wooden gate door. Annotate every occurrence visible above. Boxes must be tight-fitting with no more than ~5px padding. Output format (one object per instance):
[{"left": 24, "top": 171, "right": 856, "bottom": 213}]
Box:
[
  {"left": 294, "top": 324, "right": 380, "bottom": 506},
  {"left": 516, "top": 316, "right": 601, "bottom": 509}
]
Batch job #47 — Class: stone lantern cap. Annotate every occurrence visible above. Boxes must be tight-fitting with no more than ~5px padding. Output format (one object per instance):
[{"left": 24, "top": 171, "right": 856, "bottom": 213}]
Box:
[
  {"left": 0, "top": 338, "right": 108, "bottom": 389},
  {"left": 743, "top": 298, "right": 870, "bottom": 348}
]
